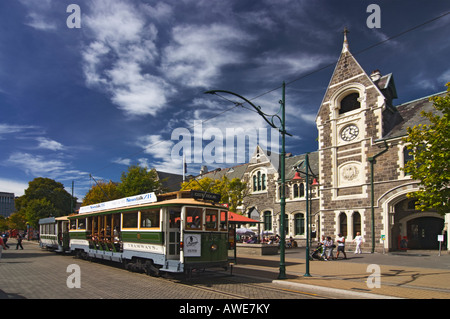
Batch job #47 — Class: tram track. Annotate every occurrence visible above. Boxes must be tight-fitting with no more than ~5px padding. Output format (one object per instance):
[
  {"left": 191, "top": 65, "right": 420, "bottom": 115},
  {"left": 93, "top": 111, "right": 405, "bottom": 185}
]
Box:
[{"left": 166, "top": 270, "right": 328, "bottom": 299}]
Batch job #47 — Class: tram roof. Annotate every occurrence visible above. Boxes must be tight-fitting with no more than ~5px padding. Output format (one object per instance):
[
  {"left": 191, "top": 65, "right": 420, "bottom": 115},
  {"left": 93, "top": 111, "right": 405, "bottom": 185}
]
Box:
[{"left": 70, "top": 191, "right": 225, "bottom": 218}]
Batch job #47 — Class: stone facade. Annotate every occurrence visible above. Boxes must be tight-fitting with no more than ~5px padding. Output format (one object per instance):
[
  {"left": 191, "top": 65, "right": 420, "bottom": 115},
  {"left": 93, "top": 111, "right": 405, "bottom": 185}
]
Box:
[{"left": 196, "top": 35, "right": 448, "bottom": 252}]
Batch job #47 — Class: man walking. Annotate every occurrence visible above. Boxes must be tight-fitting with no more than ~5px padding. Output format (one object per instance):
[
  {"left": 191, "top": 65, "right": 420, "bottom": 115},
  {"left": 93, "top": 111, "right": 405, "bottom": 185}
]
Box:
[
  {"left": 335, "top": 233, "right": 347, "bottom": 259},
  {"left": 16, "top": 233, "right": 24, "bottom": 250}
]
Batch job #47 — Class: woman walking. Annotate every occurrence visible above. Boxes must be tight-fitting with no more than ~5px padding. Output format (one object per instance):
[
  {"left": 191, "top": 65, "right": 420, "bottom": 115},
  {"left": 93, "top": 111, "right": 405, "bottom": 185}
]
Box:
[{"left": 354, "top": 232, "right": 363, "bottom": 254}]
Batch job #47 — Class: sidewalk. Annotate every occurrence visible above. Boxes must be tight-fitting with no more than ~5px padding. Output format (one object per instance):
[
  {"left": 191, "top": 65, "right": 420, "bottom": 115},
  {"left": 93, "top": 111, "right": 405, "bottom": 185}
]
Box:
[{"left": 229, "top": 248, "right": 450, "bottom": 299}]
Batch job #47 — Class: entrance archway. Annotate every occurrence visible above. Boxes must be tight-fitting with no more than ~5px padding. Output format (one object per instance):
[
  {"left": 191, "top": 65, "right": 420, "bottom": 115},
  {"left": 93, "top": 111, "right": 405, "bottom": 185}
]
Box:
[{"left": 406, "top": 217, "right": 444, "bottom": 249}]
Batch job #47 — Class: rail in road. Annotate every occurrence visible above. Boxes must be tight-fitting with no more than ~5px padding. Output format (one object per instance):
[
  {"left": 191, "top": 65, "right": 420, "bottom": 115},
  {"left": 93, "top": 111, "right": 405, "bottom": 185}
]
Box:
[{"left": 0, "top": 240, "right": 331, "bottom": 300}]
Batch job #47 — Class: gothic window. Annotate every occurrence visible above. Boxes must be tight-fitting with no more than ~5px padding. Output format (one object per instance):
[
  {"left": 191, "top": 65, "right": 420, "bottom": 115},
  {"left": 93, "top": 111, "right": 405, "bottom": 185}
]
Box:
[
  {"left": 353, "top": 211, "right": 361, "bottom": 237},
  {"left": 252, "top": 170, "right": 267, "bottom": 192},
  {"left": 263, "top": 211, "right": 272, "bottom": 231},
  {"left": 339, "top": 212, "right": 348, "bottom": 237},
  {"left": 403, "top": 146, "right": 414, "bottom": 175},
  {"left": 294, "top": 213, "right": 305, "bottom": 235},
  {"left": 293, "top": 183, "right": 305, "bottom": 198},
  {"left": 339, "top": 93, "right": 360, "bottom": 114}
]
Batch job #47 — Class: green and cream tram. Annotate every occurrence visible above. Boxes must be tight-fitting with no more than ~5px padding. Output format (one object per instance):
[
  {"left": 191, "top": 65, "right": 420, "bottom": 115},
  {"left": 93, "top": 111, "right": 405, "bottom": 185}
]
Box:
[
  {"left": 67, "top": 190, "right": 229, "bottom": 276},
  {"left": 39, "top": 216, "right": 70, "bottom": 252}
]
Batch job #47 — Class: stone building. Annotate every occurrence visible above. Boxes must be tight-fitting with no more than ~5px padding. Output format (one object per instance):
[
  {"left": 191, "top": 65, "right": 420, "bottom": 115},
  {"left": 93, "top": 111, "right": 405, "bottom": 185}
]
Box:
[
  {"left": 194, "top": 33, "right": 448, "bottom": 252},
  {"left": 315, "top": 32, "right": 447, "bottom": 252}
]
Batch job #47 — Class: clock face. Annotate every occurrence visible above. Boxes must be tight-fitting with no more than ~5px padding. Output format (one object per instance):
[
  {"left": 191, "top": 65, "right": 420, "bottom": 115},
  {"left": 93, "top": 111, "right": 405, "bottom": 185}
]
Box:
[{"left": 340, "top": 124, "right": 359, "bottom": 141}]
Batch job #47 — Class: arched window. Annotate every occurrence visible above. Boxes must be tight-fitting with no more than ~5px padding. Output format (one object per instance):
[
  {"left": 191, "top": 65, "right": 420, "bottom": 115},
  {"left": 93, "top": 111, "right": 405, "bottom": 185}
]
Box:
[
  {"left": 293, "top": 183, "right": 305, "bottom": 198},
  {"left": 252, "top": 170, "right": 267, "bottom": 192},
  {"left": 294, "top": 213, "right": 305, "bottom": 235},
  {"left": 339, "top": 212, "right": 348, "bottom": 237},
  {"left": 263, "top": 211, "right": 272, "bottom": 231},
  {"left": 403, "top": 146, "right": 414, "bottom": 175},
  {"left": 353, "top": 211, "right": 361, "bottom": 237},
  {"left": 299, "top": 183, "right": 305, "bottom": 197},
  {"left": 339, "top": 93, "right": 360, "bottom": 114}
]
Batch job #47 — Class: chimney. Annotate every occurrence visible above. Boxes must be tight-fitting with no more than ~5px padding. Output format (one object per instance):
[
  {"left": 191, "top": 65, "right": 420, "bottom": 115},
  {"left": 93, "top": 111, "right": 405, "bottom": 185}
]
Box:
[
  {"left": 370, "top": 69, "right": 381, "bottom": 82},
  {"left": 200, "top": 165, "right": 208, "bottom": 175}
]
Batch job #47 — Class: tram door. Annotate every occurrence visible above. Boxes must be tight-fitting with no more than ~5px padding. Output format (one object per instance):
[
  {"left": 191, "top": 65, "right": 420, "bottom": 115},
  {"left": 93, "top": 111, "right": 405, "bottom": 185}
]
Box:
[{"left": 167, "top": 208, "right": 181, "bottom": 260}]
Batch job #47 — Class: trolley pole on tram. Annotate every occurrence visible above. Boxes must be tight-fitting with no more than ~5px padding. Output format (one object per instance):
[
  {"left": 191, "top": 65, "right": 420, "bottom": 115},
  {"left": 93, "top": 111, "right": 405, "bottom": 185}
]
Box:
[{"left": 205, "top": 82, "right": 291, "bottom": 280}]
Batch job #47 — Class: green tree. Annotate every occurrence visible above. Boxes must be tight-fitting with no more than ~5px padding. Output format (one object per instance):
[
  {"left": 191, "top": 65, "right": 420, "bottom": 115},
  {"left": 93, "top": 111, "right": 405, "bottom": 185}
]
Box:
[
  {"left": 117, "top": 165, "right": 167, "bottom": 197},
  {"left": 6, "top": 210, "right": 27, "bottom": 230},
  {"left": 24, "top": 198, "right": 58, "bottom": 228},
  {"left": 181, "top": 175, "right": 248, "bottom": 212},
  {"left": 82, "top": 180, "right": 123, "bottom": 205},
  {"left": 403, "top": 83, "right": 450, "bottom": 215},
  {"left": 15, "top": 177, "right": 77, "bottom": 228},
  {"left": 0, "top": 216, "right": 8, "bottom": 231}
]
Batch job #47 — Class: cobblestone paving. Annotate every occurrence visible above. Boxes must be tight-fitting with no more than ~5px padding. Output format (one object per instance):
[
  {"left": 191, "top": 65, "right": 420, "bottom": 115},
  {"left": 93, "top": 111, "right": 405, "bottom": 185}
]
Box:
[{"left": 0, "top": 241, "right": 318, "bottom": 300}]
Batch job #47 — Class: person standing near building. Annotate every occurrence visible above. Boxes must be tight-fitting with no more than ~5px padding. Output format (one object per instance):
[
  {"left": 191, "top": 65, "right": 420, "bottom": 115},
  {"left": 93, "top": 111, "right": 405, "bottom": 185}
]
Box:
[
  {"left": 16, "top": 233, "right": 24, "bottom": 250},
  {"left": 324, "top": 236, "right": 334, "bottom": 261},
  {"left": 353, "top": 232, "right": 363, "bottom": 254},
  {"left": 0, "top": 235, "right": 7, "bottom": 260},
  {"left": 335, "top": 233, "right": 347, "bottom": 259}
]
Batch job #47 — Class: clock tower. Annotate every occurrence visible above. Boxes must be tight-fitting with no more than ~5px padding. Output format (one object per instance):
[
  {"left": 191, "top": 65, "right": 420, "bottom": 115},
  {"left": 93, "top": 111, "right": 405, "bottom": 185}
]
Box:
[{"left": 315, "top": 30, "right": 398, "bottom": 240}]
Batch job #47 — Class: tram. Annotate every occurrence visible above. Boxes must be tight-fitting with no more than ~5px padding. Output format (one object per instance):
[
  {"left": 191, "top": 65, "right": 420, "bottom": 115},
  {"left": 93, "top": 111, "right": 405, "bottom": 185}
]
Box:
[
  {"left": 66, "top": 190, "right": 229, "bottom": 276},
  {"left": 39, "top": 216, "right": 70, "bottom": 252}
]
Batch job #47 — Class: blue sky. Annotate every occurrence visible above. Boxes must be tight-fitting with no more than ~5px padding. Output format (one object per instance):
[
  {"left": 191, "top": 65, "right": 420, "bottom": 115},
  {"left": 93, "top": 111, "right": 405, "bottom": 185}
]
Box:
[{"left": 0, "top": 0, "right": 449, "bottom": 200}]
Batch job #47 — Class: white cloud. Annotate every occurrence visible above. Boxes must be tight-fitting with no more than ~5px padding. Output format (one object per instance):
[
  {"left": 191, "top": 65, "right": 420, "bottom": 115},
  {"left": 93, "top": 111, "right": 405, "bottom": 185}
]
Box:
[
  {"left": 161, "top": 23, "right": 252, "bottom": 88},
  {"left": 134, "top": 135, "right": 184, "bottom": 174},
  {"left": 438, "top": 69, "right": 450, "bottom": 85},
  {"left": 7, "top": 152, "right": 66, "bottom": 177},
  {"left": 0, "top": 123, "right": 39, "bottom": 136},
  {"left": 0, "top": 178, "right": 28, "bottom": 196},
  {"left": 82, "top": 0, "right": 166, "bottom": 117},
  {"left": 36, "top": 137, "right": 64, "bottom": 151},
  {"left": 18, "top": 0, "right": 57, "bottom": 31},
  {"left": 112, "top": 157, "right": 132, "bottom": 166}
]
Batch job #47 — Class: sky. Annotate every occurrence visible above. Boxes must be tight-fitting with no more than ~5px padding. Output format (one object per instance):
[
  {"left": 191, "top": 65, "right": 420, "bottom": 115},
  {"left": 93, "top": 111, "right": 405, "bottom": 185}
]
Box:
[{"left": 0, "top": 0, "right": 449, "bottom": 201}]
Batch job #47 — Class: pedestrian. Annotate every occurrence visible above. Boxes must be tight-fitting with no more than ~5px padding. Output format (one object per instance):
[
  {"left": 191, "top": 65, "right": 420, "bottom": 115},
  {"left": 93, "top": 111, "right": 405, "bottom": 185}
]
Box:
[
  {"left": 335, "top": 233, "right": 347, "bottom": 259},
  {"left": 0, "top": 235, "right": 8, "bottom": 260},
  {"left": 319, "top": 235, "right": 327, "bottom": 260},
  {"left": 2, "top": 233, "right": 9, "bottom": 249},
  {"left": 324, "top": 236, "right": 334, "bottom": 260},
  {"left": 353, "top": 232, "right": 363, "bottom": 254},
  {"left": 16, "top": 233, "right": 24, "bottom": 250}
]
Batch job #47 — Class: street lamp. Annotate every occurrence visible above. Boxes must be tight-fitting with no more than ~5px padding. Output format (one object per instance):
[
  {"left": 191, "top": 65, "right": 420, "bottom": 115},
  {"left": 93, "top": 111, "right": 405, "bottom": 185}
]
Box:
[
  {"left": 205, "top": 82, "right": 292, "bottom": 280},
  {"left": 293, "top": 153, "right": 318, "bottom": 277}
]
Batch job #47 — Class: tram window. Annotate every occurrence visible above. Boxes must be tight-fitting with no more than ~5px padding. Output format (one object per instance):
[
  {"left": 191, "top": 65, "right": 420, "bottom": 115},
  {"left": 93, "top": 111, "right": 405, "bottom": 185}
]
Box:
[
  {"left": 70, "top": 219, "right": 76, "bottom": 229},
  {"left": 77, "top": 219, "right": 85, "bottom": 230},
  {"left": 186, "top": 207, "right": 203, "bottom": 230},
  {"left": 169, "top": 208, "right": 181, "bottom": 228},
  {"left": 140, "top": 209, "right": 160, "bottom": 228},
  {"left": 122, "top": 212, "right": 138, "bottom": 228},
  {"left": 205, "top": 209, "right": 218, "bottom": 231},
  {"left": 220, "top": 211, "right": 228, "bottom": 231}
]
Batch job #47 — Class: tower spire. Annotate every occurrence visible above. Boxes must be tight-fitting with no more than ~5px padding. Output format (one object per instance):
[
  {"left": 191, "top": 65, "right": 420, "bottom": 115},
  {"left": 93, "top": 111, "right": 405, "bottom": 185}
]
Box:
[{"left": 342, "top": 27, "right": 349, "bottom": 52}]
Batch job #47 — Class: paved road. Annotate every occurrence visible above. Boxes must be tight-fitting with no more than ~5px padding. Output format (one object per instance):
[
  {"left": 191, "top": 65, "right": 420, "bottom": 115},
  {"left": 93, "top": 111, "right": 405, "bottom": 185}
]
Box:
[{"left": 0, "top": 240, "right": 330, "bottom": 302}]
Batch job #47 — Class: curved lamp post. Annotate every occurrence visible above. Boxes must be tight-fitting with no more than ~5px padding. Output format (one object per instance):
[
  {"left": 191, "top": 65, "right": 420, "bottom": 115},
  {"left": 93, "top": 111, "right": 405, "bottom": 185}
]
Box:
[
  {"left": 205, "top": 82, "right": 291, "bottom": 279},
  {"left": 293, "top": 153, "right": 318, "bottom": 277}
]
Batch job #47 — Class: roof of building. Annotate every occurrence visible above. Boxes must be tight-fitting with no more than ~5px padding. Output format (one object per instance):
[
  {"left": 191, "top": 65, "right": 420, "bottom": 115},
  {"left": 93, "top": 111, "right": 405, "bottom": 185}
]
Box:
[
  {"left": 382, "top": 91, "right": 446, "bottom": 140},
  {"left": 156, "top": 171, "right": 184, "bottom": 192}
]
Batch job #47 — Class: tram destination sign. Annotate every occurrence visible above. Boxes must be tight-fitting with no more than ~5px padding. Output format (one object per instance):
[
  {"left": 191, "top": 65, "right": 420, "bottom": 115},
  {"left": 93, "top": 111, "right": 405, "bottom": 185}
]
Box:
[
  {"left": 79, "top": 192, "right": 157, "bottom": 214},
  {"left": 190, "top": 190, "right": 221, "bottom": 203}
]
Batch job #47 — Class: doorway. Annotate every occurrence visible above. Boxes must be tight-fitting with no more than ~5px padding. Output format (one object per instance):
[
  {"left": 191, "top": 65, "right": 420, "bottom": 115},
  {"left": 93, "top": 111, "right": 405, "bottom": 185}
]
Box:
[
  {"left": 167, "top": 208, "right": 181, "bottom": 260},
  {"left": 407, "top": 217, "right": 444, "bottom": 249}
]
